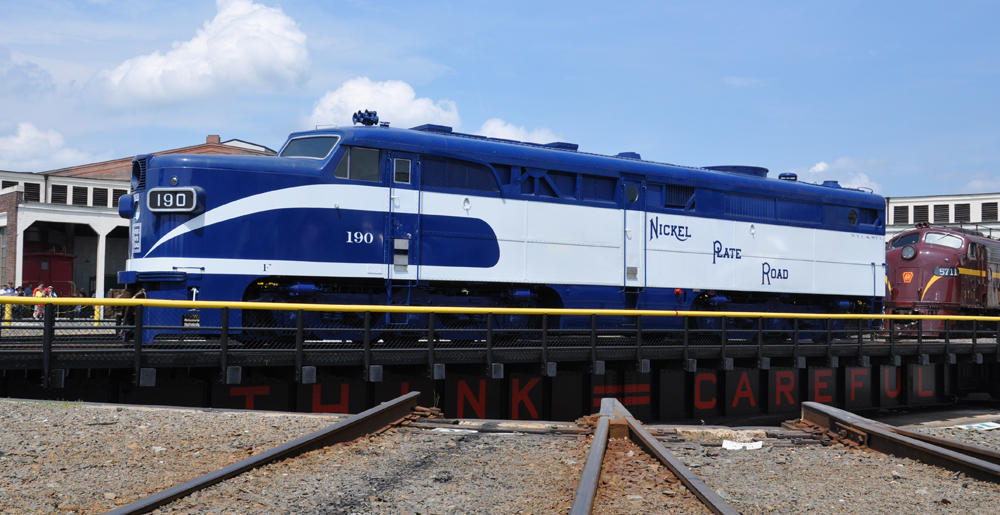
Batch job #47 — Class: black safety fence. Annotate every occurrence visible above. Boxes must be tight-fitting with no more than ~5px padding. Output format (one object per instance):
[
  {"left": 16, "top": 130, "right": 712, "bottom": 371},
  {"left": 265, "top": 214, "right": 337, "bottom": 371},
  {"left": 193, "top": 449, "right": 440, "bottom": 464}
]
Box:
[{"left": 1, "top": 297, "right": 999, "bottom": 386}]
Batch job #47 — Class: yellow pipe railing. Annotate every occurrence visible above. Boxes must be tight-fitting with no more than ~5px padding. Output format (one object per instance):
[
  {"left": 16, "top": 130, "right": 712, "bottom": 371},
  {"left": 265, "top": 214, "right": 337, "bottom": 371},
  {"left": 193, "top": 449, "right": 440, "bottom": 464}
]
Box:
[{"left": 0, "top": 296, "right": 994, "bottom": 322}]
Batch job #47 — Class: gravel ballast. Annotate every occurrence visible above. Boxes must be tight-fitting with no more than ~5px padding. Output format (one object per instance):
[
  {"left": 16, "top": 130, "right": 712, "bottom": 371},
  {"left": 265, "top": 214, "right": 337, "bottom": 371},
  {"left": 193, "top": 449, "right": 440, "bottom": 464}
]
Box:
[
  {"left": 673, "top": 442, "right": 1000, "bottom": 514},
  {"left": 0, "top": 399, "right": 344, "bottom": 514},
  {"left": 154, "top": 428, "right": 588, "bottom": 514},
  {"left": 0, "top": 399, "right": 589, "bottom": 514},
  {"left": 913, "top": 425, "right": 1000, "bottom": 451},
  {"left": 593, "top": 438, "right": 711, "bottom": 515}
]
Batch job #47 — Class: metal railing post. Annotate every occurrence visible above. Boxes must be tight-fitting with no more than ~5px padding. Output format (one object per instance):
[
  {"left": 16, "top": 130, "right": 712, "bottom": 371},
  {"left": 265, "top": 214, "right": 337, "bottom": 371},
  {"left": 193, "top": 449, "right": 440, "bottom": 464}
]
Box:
[
  {"left": 917, "top": 316, "right": 924, "bottom": 357},
  {"left": 294, "top": 309, "right": 305, "bottom": 381},
  {"left": 792, "top": 317, "right": 800, "bottom": 365},
  {"left": 541, "top": 313, "right": 549, "bottom": 371},
  {"left": 995, "top": 320, "right": 1000, "bottom": 362},
  {"left": 720, "top": 316, "right": 727, "bottom": 364},
  {"left": 945, "top": 319, "right": 951, "bottom": 357},
  {"left": 486, "top": 313, "right": 494, "bottom": 367},
  {"left": 757, "top": 316, "right": 764, "bottom": 364},
  {"left": 42, "top": 304, "right": 54, "bottom": 388},
  {"left": 635, "top": 314, "right": 643, "bottom": 369},
  {"left": 889, "top": 318, "right": 896, "bottom": 359},
  {"left": 428, "top": 312, "right": 436, "bottom": 372},
  {"left": 363, "top": 311, "right": 372, "bottom": 379},
  {"left": 590, "top": 314, "right": 598, "bottom": 366},
  {"left": 682, "top": 316, "right": 690, "bottom": 364},
  {"left": 826, "top": 318, "right": 833, "bottom": 364},
  {"left": 219, "top": 307, "right": 229, "bottom": 380},
  {"left": 857, "top": 316, "right": 864, "bottom": 361},
  {"left": 133, "top": 305, "right": 144, "bottom": 386}
]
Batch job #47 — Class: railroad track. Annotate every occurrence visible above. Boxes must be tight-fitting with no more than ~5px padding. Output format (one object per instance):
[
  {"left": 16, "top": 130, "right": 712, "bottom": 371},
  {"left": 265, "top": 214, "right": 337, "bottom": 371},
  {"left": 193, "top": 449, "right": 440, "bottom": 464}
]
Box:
[
  {"left": 105, "top": 392, "right": 422, "bottom": 514},
  {"left": 569, "top": 398, "right": 738, "bottom": 514},
  {"left": 6, "top": 395, "right": 1000, "bottom": 513},
  {"left": 790, "top": 402, "right": 1000, "bottom": 483}
]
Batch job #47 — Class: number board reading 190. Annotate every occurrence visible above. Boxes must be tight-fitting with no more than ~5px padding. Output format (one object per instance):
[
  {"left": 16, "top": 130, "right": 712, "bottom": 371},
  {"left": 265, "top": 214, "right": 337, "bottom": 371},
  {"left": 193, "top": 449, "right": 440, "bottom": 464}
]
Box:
[{"left": 147, "top": 188, "right": 198, "bottom": 213}]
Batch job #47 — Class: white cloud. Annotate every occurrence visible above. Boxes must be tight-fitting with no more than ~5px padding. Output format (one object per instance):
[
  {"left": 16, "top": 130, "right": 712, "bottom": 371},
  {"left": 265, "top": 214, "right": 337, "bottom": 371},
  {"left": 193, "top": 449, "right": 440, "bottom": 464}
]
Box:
[
  {"left": 809, "top": 162, "right": 829, "bottom": 173},
  {"left": 94, "top": 0, "right": 308, "bottom": 105},
  {"left": 0, "top": 47, "right": 53, "bottom": 97},
  {"left": 0, "top": 123, "right": 107, "bottom": 172},
  {"left": 476, "top": 118, "right": 559, "bottom": 144},
  {"left": 724, "top": 76, "right": 767, "bottom": 87},
  {"left": 804, "top": 157, "right": 883, "bottom": 194},
  {"left": 961, "top": 173, "right": 1000, "bottom": 194},
  {"left": 308, "top": 77, "right": 460, "bottom": 129}
]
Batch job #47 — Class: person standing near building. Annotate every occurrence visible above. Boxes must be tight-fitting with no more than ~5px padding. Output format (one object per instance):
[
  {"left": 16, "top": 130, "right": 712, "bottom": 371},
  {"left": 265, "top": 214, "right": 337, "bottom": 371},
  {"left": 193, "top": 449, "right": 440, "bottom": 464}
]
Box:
[{"left": 33, "top": 283, "right": 46, "bottom": 320}]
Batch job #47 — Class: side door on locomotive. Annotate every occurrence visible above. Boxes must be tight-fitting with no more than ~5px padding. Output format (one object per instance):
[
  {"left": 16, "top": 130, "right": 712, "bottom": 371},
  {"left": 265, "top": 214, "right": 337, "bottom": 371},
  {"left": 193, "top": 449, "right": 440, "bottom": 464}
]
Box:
[
  {"left": 385, "top": 151, "right": 421, "bottom": 281},
  {"left": 622, "top": 176, "right": 647, "bottom": 299}
]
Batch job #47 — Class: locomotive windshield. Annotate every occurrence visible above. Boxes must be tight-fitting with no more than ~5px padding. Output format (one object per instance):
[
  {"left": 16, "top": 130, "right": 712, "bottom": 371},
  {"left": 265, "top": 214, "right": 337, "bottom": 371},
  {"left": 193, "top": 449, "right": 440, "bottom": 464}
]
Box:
[
  {"left": 924, "top": 232, "right": 964, "bottom": 249},
  {"left": 280, "top": 136, "right": 340, "bottom": 159},
  {"left": 890, "top": 233, "right": 919, "bottom": 248}
]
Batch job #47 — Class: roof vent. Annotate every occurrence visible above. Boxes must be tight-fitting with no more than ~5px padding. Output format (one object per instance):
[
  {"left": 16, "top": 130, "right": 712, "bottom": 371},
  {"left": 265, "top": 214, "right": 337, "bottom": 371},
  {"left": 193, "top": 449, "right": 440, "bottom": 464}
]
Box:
[
  {"left": 410, "top": 124, "right": 453, "bottom": 133},
  {"left": 778, "top": 173, "right": 798, "bottom": 181},
  {"left": 543, "top": 142, "right": 579, "bottom": 151},
  {"left": 704, "top": 165, "right": 769, "bottom": 178},
  {"left": 822, "top": 180, "right": 842, "bottom": 188},
  {"left": 616, "top": 152, "right": 641, "bottom": 160}
]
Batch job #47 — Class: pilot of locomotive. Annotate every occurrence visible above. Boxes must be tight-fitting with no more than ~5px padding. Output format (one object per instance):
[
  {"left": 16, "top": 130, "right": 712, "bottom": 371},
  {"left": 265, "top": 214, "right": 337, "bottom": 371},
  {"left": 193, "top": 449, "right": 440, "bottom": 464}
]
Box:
[{"left": 885, "top": 223, "right": 997, "bottom": 335}]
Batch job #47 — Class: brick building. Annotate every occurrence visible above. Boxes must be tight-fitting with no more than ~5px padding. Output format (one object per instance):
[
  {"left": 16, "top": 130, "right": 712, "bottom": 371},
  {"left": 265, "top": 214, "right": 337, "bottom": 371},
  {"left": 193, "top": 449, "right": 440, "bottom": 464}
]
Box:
[{"left": 0, "top": 136, "right": 275, "bottom": 298}]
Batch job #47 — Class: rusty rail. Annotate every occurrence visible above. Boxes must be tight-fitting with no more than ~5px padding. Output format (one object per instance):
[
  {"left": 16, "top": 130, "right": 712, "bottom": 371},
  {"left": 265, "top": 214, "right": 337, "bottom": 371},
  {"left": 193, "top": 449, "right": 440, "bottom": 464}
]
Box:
[
  {"left": 624, "top": 415, "right": 740, "bottom": 515},
  {"left": 106, "top": 391, "right": 421, "bottom": 515},
  {"left": 801, "top": 401, "right": 1000, "bottom": 483},
  {"left": 569, "top": 408, "right": 610, "bottom": 514},
  {"left": 571, "top": 398, "right": 738, "bottom": 515}
]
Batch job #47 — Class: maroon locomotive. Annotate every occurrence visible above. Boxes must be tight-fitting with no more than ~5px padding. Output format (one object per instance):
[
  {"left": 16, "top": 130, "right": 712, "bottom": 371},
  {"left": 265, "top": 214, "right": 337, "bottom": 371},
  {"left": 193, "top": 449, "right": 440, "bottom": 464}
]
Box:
[{"left": 885, "top": 223, "right": 999, "bottom": 334}]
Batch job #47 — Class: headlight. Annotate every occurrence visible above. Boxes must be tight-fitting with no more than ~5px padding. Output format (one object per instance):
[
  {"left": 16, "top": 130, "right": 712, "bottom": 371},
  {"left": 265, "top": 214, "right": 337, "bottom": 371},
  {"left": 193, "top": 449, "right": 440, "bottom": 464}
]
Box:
[
  {"left": 118, "top": 194, "right": 135, "bottom": 219},
  {"left": 901, "top": 245, "right": 916, "bottom": 260},
  {"left": 933, "top": 267, "right": 959, "bottom": 277}
]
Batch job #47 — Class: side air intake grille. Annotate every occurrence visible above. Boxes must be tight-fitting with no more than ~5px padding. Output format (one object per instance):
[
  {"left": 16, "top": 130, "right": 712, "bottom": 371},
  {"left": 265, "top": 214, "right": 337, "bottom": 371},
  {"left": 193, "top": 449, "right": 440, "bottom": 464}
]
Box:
[{"left": 133, "top": 158, "right": 148, "bottom": 191}]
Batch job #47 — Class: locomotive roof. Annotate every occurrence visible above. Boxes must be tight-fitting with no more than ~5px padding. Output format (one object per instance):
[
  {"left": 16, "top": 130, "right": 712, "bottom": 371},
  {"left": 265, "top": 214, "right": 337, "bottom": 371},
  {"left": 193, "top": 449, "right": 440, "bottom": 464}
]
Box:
[
  {"left": 892, "top": 225, "right": 1000, "bottom": 244},
  {"left": 140, "top": 124, "right": 884, "bottom": 212},
  {"left": 280, "top": 125, "right": 885, "bottom": 209}
]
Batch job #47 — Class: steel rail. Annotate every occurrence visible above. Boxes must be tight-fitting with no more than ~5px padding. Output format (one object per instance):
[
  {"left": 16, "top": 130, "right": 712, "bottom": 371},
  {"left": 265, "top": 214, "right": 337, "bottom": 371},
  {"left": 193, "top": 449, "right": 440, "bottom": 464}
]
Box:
[
  {"left": 623, "top": 415, "right": 740, "bottom": 515},
  {"left": 801, "top": 402, "right": 1000, "bottom": 484},
  {"left": 105, "top": 391, "right": 420, "bottom": 515},
  {"left": 2, "top": 297, "right": 999, "bottom": 322},
  {"left": 886, "top": 426, "right": 1000, "bottom": 466},
  {"left": 569, "top": 413, "right": 610, "bottom": 514}
]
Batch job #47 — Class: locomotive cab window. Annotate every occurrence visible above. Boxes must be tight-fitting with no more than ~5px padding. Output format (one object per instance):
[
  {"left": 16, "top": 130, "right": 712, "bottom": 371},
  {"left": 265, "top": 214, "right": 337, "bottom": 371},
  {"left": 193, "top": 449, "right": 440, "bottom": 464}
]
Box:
[
  {"left": 890, "top": 233, "right": 919, "bottom": 248},
  {"left": 280, "top": 136, "right": 340, "bottom": 159},
  {"left": 394, "top": 158, "right": 411, "bottom": 184},
  {"left": 333, "top": 147, "right": 381, "bottom": 182},
  {"left": 968, "top": 242, "right": 977, "bottom": 259},
  {"left": 924, "top": 232, "right": 963, "bottom": 249}
]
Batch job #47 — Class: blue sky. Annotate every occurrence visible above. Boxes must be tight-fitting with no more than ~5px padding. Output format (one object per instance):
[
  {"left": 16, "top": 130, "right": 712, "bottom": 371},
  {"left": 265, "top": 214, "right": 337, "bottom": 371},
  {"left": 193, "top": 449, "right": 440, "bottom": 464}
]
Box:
[{"left": 1, "top": 0, "right": 999, "bottom": 197}]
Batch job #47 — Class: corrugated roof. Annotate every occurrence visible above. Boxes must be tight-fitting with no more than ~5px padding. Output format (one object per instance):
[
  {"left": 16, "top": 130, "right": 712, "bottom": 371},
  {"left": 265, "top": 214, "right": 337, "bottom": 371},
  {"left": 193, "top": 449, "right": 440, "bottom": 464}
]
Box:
[{"left": 41, "top": 141, "right": 276, "bottom": 181}]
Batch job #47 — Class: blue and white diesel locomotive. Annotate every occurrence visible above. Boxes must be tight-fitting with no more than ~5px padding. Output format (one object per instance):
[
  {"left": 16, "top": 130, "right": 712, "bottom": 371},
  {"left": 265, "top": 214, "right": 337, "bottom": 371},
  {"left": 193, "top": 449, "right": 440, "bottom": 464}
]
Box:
[{"left": 117, "top": 114, "right": 886, "bottom": 339}]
